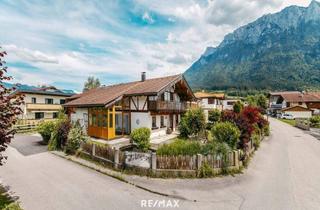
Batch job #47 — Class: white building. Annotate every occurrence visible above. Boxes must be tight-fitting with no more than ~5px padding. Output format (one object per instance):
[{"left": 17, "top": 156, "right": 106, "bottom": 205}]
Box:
[{"left": 14, "top": 86, "right": 74, "bottom": 120}]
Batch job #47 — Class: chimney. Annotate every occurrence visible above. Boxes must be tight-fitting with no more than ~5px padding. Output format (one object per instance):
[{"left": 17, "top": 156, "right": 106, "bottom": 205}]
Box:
[{"left": 141, "top": 72, "right": 146, "bottom": 82}]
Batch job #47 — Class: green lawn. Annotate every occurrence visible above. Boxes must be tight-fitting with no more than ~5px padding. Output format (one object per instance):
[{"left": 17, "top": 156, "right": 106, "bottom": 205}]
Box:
[{"left": 278, "top": 118, "right": 296, "bottom": 126}]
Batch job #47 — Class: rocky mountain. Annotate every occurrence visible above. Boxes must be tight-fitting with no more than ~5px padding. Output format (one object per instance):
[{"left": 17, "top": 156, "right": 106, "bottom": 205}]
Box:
[{"left": 184, "top": 1, "right": 320, "bottom": 91}]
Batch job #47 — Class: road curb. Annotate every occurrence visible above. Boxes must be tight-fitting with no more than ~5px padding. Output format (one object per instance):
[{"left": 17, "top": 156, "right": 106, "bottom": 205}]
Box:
[{"left": 50, "top": 151, "right": 190, "bottom": 201}]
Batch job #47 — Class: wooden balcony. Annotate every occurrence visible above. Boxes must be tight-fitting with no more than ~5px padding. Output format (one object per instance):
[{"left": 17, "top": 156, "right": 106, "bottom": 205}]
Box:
[
  {"left": 148, "top": 101, "right": 196, "bottom": 113},
  {"left": 26, "top": 103, "right": 62, "bottom": 111}
]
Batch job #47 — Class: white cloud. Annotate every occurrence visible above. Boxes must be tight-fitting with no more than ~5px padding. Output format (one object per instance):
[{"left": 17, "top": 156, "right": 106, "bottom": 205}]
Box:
[
  {"left": 0, "top": 0, "right": 312, "bottom": 91},
  {"left": 142, "top": 12, "right": 155, "bottom": 24},
  {"left": 3, "top": 44, "right": 59, "bottom": 63}
]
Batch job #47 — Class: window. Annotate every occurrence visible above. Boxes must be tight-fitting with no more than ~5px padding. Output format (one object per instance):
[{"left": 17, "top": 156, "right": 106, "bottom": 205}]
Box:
[
  {"left": 109, "top": 113, "right": 113, "bottom": 128},
  {"left": 298, "top": 102, "right": 302, "bottom": 105},
  {"left": 286, "top": 102, "right": 290, "bottom": 107},
  {"left": 53, "top": 112, "right": 58, "bottom": 118},
  {"left": 98, "top": 113, "right": 102, "bottom": 127},
  {"left": 31, "top": 97, "right": 36, "bottom": 104},
  {"left": 92, "top": 114, "right": 97, "bottom": 126},
  {"left": 35, "top": 112, "right": 44, "bottom": 119},
  {"left": 89, "top": 113, "right": 92, "bottom": 126},
  {"left": 227, "top": 101, "right": 235, "bottom": 105},
  {"left": 45, "top": 98, "right": 53, "bottom": 104},
  {"left": 152, "top": 116, "right": 157, "bottom": 129},
  {"left": 170, "top": 92, "right": 174, "bottom": 101},
  {"left": 60, "top": 99, "right": 66, "bottom": 104},
  {"left": 208, "top": 98, "right": 215, "bottom": 104},
  {"left": 103, "top": 114, "right": 108, "bottom": 127},
  {"left": 160, "top": 116, "right": 165, "bottom": 128}
]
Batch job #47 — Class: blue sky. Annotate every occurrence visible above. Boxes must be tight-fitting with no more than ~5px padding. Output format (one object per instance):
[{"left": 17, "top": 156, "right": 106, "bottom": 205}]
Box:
[{"left": 0, "top": 0, "right": 310, "bottom": 91}]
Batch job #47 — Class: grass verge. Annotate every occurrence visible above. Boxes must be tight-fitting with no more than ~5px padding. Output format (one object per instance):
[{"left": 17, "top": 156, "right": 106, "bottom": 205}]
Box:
[{"left": 278, "top": 118, "right": 296, "bottom": 126}]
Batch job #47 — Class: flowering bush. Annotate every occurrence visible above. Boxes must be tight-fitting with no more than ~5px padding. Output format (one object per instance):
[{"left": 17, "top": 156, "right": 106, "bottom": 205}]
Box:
[{"left": 221, "top": 106, "right": 267, "bottom": 150}]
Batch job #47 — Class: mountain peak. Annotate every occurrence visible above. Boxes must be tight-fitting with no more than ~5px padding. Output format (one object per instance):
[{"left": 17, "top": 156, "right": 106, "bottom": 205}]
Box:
[
  {"left": 184, "top": 2, "right": 320, "bottom": 91},
  {"left": 305, "top": 0, "right": 320, "bottom": 21}
]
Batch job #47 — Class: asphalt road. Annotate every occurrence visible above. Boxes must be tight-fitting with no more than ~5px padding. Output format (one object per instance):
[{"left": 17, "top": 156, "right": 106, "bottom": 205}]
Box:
[{"left": 1, "top": 118, "right": 320, "bottom": 210}]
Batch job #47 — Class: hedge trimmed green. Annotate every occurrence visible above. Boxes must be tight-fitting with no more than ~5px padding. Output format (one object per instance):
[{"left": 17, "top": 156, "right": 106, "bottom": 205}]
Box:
[
  {"left": 211, "top": 122, "right": 240, "bottom": 149},
  {"left": 37, "top": 120, "right": 56, "bottom": 144},
  {"left": 130, "top": 127, "right": 151, "bottom": 152}
]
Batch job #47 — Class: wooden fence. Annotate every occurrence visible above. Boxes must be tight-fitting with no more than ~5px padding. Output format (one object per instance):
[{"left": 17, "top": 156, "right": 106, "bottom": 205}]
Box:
[
  {"left": 13, "top": 119, "right": 56, "bottom": 133},
  {"left": 79, "top": 140, "right": 251, "bottom": 175}
]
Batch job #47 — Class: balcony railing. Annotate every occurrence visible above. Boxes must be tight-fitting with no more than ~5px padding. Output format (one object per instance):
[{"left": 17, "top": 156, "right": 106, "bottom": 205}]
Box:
[
  {"left": 270, "top": 104, "right": 284, "bottom": 109},
  {"left": 26, "top": 103, "right": 62, "bottom": 111},
  {"left": 148, "top": 101, "right": 189, "bottom": 112}
]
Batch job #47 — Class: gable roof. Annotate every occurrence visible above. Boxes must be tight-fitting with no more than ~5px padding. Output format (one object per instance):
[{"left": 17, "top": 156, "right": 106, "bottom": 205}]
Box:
[
  {"left": 9, "top": 84, "right": 75, "bottom": 97},
  {"left": 64, "top": 74, "right": 194, "bottom": 107},
  {"left": 282, "top": 105, "right": 311, "bottom": 112},
  {"left": 270, "top": 91, "right": 320, "bottom": 103},
  {"left": 194, "top": 92, "right": 225, "bottom": 99}
]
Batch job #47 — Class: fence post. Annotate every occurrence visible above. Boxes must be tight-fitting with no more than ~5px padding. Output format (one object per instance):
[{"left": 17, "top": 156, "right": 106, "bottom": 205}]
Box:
[
  {"left": 234, "top": 150, "right": 239, "bottom": 168},
  {"left": 196, "top": 154, "right": 202, "bottom": 170},
  {"left": 151, "top": 152, "right": 157, "bottom": 170},
  {"left": 124, "top": 151, "right": 128, "bottom": 168},
  {"left": 114, "top": 148, "right": 120, "bottom": 169},
  {"left": 92, "top": 144, "right": 96, "bottom": 157}
]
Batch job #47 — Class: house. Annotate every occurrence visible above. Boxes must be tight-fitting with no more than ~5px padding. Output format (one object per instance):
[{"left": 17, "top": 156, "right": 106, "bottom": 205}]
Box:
[
  {"left": 281, "top": 106, "right": 312, "bottom": 119},
  {"left": 221, "top": 99, "right": 240, "bottom": 110},
  {"left": 268, "top": 91, "right": 320, "bottom": 117},
  {"left": 194, "top": 91, "right": 224, "bottom": 121},
  {"left": 64, "top": 73, "right": 196, "bottom": 140},
  {"left": 13, "top": 85, "right": 74, "bottom": 120}
]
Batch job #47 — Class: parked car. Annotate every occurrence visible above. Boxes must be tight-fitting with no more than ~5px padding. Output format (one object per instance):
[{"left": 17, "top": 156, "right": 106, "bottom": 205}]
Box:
[{"left": 281, "top": 113, "right": 295, "bottom": 120}]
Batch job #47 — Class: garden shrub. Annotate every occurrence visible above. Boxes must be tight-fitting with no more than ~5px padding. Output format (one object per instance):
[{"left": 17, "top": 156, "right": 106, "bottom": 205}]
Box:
[
  {"left": 3, "top": 202, "right": 22, "bottom": 210},
  {"left": 47, "top": 113, "right": 71, "bottom": 151},
  {"left": 178, "top": 117, "right": 190, "bottom": 138},
  {"left": 178, "top": 108, "right": 206, "bottom": 138},
  {"left": 221, "top": 106, "right": 266, "bottom": 150},
  {"left": 37, "top": 120, "right": 56, "bottom": 144},
  {"left": 65, "top": 122, "right": 89, "bottom": 154},
  {"left": 211, "top": 122, "right": 240, "bottom": 149},
  {"left": 251, "top": 132, "right": 260, "bottom": 149},
  {"left": 130, "top": 127, "right": 151, "bottom": 152},
  {"left": 233, "top": 101, "right": 243, "bottom": 113},
  {"left": 198, "top": 162, "right": 214, "bottom": 178},
  {"left": 263, "top": 123, "right": 270, "bottom": 136},
  {"left": 310, "top": 116, "right": 320, "bottom": 128},
  {"left": 48, "top": 129, "right": 58, "bottom": 151},
  {"left": 208, "top": 109, "right": 221, "bottom": 124},
  {"left": 157, "top": 139, "right": 202, "bottom": 156}
]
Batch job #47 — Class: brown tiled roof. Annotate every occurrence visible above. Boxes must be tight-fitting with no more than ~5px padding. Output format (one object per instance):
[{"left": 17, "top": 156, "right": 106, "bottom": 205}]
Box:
[
  {"left": 194, "top": 92, "right": 225, "bottom": 99},
  {"left": 273, "top": 91, "right": 320, "bottom": 103},
  {"left": 282, "top": 105, "right": 310, "bottom": 111},
  {"left": 64, "top": 74, "right": 185, "bottom": 107}
]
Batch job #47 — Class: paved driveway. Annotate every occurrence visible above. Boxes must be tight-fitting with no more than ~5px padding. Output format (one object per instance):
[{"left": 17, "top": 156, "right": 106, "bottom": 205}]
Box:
[
  {"left": 9, "top": 134, "right": 47, "bottom": 156},
  {"left": 1, "top": 118, "right": 320, "bottom": 210}
]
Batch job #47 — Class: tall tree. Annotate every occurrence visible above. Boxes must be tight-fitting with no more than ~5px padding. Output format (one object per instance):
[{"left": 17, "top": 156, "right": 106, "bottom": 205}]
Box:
[
  {"left": 83, "top": 76, "right": 101, "bottom": 92},
  {"left": 0, "top": 48, "right": 24, "bottom": 165}
]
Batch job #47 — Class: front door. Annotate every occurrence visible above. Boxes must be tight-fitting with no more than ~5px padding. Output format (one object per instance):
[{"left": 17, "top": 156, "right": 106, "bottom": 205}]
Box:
[{"left": 169, "top": 114, "right": 174, "bottom": 130}]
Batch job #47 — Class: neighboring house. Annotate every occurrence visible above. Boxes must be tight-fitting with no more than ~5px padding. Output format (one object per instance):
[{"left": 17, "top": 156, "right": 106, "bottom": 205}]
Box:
[
  {"left": 64, "top": 73, "right": 196, "bottom": 140},
  {"left": 268, "top": 91, "right": 320, "bottom": 117},
  {"left": 13, "top": 85, "right": 75, "bottom": 120},
  {"left": 194, "top": 91, "right": 224, "bottom": 121},
  {"left": 282, "top": 106, "right": 312, "bottom": 119},
  {"left": 221, "top": 99, "right": 239, "bottom": 110}
]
